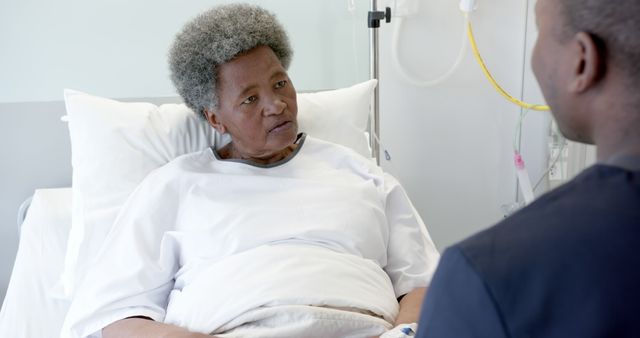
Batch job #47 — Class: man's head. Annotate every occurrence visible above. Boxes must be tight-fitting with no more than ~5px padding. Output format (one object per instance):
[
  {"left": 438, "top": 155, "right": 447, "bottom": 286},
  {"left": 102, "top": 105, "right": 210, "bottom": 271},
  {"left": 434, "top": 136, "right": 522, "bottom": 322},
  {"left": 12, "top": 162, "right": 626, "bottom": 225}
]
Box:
[{"left": 532, "top": 0, "right": 640, "bottom": 145}]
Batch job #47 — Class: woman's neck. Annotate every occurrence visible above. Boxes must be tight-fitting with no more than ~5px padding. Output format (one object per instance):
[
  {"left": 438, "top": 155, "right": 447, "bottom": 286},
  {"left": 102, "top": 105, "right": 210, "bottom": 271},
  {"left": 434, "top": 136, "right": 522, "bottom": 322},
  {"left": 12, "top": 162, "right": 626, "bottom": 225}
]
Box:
[{"left": 218, "top": 142, "right": 298, "bottom": 165}]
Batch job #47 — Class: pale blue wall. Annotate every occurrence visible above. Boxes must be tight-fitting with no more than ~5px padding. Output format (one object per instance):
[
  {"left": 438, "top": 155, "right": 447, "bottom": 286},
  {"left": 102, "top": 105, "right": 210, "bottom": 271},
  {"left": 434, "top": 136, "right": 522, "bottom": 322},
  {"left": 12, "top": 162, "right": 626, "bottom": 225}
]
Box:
[{"left": 0, "top": 0, "right": 371, "bottom": 103}]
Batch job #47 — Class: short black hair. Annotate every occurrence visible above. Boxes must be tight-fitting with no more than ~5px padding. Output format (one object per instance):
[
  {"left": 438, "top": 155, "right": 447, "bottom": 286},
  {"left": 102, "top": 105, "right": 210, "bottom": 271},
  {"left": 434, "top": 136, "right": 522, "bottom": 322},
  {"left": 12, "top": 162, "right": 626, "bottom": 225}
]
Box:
[{"left": 560, "top": 0, "right": 640, "bottom": 88}]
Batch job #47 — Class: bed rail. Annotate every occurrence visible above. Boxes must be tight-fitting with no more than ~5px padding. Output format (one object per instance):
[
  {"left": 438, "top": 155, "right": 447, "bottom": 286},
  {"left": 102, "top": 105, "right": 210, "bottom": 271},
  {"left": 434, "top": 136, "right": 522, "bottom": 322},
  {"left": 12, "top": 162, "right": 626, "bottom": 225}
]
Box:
[{"left": 17, "top": 195, "right": 33, "bottom": 236}]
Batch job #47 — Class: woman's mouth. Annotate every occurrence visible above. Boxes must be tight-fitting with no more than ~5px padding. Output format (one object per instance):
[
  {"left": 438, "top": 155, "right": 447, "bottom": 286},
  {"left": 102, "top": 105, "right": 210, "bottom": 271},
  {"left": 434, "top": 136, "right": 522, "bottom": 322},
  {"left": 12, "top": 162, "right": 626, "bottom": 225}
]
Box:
[{"left": 269, "top": 121, "right": 293, "bottom": 133}]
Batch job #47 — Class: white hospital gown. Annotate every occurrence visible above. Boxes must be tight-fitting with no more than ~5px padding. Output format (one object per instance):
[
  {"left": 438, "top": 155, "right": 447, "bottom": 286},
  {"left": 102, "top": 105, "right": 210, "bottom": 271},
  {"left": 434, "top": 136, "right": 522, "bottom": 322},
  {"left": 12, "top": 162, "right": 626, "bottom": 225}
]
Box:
[{"left": 61, "top": 135, "right": 439, "bottom": 338}]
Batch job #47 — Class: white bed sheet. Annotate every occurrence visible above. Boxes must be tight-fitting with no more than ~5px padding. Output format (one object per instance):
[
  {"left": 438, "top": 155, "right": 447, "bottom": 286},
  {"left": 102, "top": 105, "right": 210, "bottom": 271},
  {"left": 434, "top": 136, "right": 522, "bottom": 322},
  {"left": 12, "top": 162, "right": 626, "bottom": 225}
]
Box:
[{"left": 0, "top": 188, "right": 72, "bottom": 337}]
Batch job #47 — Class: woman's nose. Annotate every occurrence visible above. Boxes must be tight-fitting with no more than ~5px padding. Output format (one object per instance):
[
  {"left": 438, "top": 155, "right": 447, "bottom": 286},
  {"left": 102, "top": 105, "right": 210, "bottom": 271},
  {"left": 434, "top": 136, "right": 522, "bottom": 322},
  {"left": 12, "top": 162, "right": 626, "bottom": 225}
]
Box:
[{"left": 263, "top": 96, "right": 286, "bottom": 116}]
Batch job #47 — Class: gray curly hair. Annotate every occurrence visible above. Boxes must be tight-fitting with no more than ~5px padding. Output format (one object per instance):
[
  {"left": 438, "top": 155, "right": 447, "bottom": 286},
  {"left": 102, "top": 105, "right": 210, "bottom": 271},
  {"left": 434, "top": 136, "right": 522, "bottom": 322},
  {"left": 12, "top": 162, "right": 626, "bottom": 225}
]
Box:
[{"left": 168, "top": 3, "right": 293, "bottom": 119}]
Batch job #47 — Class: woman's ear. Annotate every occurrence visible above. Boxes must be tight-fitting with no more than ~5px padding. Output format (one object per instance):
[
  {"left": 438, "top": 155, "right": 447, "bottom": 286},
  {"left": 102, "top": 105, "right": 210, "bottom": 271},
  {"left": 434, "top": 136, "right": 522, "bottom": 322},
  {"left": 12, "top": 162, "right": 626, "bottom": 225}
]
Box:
[
  {"left": 568, "top": 32, "right": 603, "bottom": 93},
  {"left": 204, "top": 109, "right": 227, "bottom": 134}
]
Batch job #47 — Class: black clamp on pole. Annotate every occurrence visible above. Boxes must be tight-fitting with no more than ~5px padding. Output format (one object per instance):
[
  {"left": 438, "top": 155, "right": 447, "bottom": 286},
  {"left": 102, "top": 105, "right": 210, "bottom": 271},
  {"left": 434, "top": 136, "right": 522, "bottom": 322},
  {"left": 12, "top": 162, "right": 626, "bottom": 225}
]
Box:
[{"left": 368, "top": 7, "right": 392, "bottom": 28}]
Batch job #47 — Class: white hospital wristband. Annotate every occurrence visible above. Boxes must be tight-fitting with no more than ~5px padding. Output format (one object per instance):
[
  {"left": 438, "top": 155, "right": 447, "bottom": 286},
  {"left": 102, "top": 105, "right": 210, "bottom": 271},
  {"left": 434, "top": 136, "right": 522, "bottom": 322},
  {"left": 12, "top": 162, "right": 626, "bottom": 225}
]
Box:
[{"left": 380, "top": 323, "right": 418, "bottom": 338}]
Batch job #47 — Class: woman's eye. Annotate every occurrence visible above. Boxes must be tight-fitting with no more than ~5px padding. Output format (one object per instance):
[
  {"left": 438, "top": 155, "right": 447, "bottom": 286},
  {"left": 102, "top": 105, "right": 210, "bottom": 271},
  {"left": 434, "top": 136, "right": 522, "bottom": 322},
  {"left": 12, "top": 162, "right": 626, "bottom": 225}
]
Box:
[
  {"left": 275, "top": 80, "right": 287, "bottom": 89},
  {"left": 242, "top": 96, "right": 257, "bottom": 105}
]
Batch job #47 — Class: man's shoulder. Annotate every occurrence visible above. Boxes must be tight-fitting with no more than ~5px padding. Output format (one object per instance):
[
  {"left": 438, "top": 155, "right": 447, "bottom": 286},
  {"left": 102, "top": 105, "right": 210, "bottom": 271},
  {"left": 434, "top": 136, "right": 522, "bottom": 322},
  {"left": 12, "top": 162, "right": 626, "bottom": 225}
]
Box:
[{"left": 443, "top": 165, "right": 640, "bottom": 337}]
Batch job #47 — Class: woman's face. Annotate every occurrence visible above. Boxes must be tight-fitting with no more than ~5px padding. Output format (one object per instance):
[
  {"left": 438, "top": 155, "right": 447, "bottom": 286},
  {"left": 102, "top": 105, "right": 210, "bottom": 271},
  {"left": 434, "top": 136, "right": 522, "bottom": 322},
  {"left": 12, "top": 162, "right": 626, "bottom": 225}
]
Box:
[{"left": 207, "top": 46, "right": 298, "bottom": 160}]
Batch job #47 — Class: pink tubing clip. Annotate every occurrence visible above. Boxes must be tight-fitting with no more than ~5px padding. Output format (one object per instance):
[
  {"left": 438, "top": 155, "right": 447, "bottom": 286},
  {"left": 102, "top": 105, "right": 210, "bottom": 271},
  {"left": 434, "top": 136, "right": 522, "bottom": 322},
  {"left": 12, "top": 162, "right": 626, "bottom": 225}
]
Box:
[{"left": 514, "top": 152, "right": 526, "bottom": 170}]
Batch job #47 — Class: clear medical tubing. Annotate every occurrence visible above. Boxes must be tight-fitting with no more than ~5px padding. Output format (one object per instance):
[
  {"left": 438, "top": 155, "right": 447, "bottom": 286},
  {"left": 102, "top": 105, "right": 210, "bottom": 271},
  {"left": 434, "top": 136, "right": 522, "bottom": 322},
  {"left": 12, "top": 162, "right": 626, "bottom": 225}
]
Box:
[
  {"left": 391, "top": 16, "right": 468, "bottom": 87},
  {"left": 465, "top": 13, "right": 550, "bottom": 111},
  {"left": 514, "top": 151, "right": 536, "bottom": 204}
]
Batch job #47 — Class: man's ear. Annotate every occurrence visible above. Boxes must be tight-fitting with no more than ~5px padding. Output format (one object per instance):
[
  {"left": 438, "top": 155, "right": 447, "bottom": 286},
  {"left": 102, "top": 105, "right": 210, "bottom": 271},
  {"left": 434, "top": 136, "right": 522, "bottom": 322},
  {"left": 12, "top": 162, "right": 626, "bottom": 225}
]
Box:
[
  {"left": 204, "top": 109, "right": 227, "bottom": 134},
  {"left": 569, "top": 32, "right": 603, "bottom": 93}
]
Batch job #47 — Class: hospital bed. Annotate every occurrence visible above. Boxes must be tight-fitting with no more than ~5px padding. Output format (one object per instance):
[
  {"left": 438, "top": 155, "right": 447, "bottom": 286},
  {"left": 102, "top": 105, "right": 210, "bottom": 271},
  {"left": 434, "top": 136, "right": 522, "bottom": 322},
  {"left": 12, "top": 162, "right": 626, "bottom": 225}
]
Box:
[
  {"left": 0, "top": 188, "right": 73, "bottom": 337},
  {"left": 0, "top": 79, "right": 379, "bottom": 337}
]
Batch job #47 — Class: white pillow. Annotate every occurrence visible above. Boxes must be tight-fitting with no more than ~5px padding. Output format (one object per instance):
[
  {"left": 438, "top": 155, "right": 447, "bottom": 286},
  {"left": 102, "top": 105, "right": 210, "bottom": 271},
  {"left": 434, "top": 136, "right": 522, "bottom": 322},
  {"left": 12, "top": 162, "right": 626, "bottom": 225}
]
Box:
[
  {"left": 55, "top": 79, "right": 377, "bottom": 299},
  {"left": 296, "top": 79, "right": 376, "bottom": 158},
  {"left": 53, "top": 91, "right": 217, "bottom": 299}
]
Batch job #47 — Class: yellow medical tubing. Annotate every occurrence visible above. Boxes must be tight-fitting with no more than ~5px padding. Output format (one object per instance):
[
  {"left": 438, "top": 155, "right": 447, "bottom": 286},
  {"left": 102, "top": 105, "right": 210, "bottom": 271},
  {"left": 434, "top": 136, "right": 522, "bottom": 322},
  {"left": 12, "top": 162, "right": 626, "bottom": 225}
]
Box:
[{"left": 466, "top": 15, "right": 550, "bottom": 111}]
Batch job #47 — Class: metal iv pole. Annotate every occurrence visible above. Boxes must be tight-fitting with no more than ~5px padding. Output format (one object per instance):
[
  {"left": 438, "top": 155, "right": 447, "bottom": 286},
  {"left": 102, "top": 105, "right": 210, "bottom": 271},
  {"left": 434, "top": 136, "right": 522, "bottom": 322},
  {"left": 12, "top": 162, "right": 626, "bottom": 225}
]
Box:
[{"left": 368, "top": 1, "right": 391, "bottom": 165}]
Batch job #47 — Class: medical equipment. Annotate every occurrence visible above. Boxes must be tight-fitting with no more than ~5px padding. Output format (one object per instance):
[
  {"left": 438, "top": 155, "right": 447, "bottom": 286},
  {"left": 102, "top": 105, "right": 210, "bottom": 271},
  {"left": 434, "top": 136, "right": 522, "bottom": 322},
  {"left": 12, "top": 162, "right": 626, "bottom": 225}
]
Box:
[
  {"left": 511, "top": 110, "right": 536, "bottom": 204},
  {"left": 387, "top": 0, "right": 548, "bottom": 109},
  {"left": 540, "top": 122, "right": 571, "bottom": 187},
  {"left": 505, "top": 107, "right": 566, "bottom": 211},
  {"left": 514, "top": 151, "right": 535, "bottom": 204},
  {"left": 368, "top": 0, "right": 392, "bottom": 164},
  {"left": 460, "top": 0, "right": 558, "bottom": 209},
  {"left": 389, "top": 0, "right": 420, "bottom": 17},
  {"left": 380, "top": 322, "right": 418, "bottom": 337},
  {"left": 461, "top": 0, "right": 550, "bottom": 111},
  {"left": 392, "top": 16, "right": 468, "bottom": 87},
  {"left": 389, "top": 0, "right": 468, "bottom": 87},
  {"left": 535, "top": 135, "right": 567, "bottom": 190}
]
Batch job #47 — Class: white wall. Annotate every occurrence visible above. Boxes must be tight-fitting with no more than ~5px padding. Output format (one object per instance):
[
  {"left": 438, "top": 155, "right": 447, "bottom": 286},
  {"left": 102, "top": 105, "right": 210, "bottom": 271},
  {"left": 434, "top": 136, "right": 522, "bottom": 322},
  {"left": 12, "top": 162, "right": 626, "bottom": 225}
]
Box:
[
  {"left": 377, "top": 0, "right": 551, "bottom": 249},
  {"left": 0, "top": 0, "right": 370, "bottom": 103}
]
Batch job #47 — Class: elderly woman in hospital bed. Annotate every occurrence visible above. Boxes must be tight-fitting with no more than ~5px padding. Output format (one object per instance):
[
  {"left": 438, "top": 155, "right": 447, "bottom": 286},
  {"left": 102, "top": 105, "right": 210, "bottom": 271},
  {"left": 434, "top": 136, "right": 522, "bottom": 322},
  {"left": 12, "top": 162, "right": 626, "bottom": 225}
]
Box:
[{"left": 60, "top": 4, "right": 439, "bottom": 338}]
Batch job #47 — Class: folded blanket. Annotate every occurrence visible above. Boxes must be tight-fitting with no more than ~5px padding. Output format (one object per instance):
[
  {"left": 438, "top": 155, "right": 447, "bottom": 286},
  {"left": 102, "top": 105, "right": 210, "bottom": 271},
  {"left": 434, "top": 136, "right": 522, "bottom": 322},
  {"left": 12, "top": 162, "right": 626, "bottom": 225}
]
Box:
[
  {"left": 214, "top": 305, "right": 392, "bottom": 337},
  {"left": 164, "top": 244, "right": 399, "bottom": 333}
]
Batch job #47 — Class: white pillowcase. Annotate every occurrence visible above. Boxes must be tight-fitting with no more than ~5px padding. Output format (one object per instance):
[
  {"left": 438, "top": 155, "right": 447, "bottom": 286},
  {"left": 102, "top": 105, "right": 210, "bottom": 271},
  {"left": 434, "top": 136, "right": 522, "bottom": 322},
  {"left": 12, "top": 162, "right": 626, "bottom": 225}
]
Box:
[
  {"left": 55, "top": 79, "right": 377, "bottom": 299},
  {"left": 296, "top": 80, "right": 375, "bottom": 158}
]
